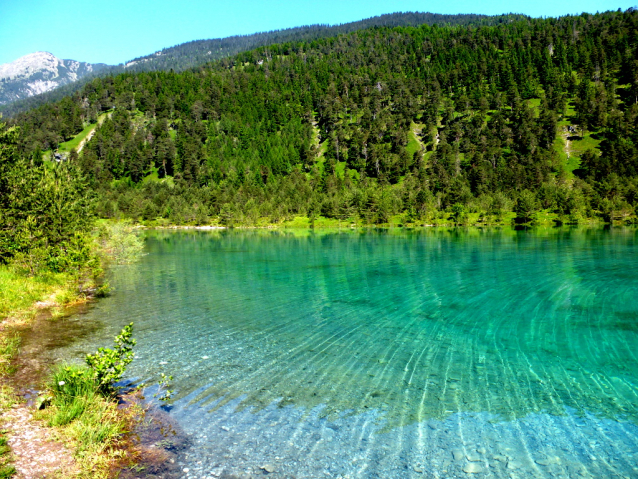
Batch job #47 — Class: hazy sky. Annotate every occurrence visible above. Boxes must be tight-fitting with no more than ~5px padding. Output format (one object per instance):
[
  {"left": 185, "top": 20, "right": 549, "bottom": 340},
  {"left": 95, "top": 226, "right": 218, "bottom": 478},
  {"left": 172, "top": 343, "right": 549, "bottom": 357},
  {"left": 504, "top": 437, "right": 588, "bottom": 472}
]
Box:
[{"left": 0, "top": 0, "right": 635, "bottom": 66}]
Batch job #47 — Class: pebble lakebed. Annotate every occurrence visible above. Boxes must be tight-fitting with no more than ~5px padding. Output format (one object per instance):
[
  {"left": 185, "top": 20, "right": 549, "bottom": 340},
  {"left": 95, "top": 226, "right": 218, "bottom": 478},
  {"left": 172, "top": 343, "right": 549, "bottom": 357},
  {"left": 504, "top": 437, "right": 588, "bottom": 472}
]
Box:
[{"left": 43, "top": 229, "right": 638, "bottom": 478}]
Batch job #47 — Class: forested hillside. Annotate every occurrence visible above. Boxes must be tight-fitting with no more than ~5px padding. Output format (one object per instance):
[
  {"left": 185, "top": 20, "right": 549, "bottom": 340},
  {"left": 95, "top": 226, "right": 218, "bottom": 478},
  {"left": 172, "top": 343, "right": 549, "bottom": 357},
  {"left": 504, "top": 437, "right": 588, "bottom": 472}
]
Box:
[
  {"left": 5, "top": 9, "right": 638, "bottom": 230},
  {"left": 0, "top": 12, "right": 524, "bottom": 117},
  {"left": 121, "top": 12, "right": 523, "bottom": 73}
]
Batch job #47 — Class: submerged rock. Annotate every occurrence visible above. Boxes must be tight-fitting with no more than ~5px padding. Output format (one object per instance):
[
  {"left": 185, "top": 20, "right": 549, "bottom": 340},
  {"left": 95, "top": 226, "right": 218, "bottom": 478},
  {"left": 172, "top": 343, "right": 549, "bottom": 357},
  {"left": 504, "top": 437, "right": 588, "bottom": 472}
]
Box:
[
  {"left": 507, "top": 460, "right": 522, "bottom": 470},
  {"left": 463, "top": 463, "right": 485, "bottom": 474}
]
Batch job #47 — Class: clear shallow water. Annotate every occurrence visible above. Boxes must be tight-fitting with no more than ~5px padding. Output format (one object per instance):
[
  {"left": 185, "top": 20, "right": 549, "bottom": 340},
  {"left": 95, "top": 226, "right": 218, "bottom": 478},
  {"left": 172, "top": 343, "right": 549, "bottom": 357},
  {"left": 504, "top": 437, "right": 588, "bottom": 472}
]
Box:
[{"left": 53, "top": 228, "right": 638, "bottom": 478}]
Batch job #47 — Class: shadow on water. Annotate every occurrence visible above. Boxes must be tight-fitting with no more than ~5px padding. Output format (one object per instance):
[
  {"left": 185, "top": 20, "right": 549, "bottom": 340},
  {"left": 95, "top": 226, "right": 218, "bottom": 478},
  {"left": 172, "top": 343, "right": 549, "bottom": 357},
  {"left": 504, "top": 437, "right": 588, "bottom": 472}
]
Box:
[{"left": 7, "top": 302, "right": 105, "bottom": 393}]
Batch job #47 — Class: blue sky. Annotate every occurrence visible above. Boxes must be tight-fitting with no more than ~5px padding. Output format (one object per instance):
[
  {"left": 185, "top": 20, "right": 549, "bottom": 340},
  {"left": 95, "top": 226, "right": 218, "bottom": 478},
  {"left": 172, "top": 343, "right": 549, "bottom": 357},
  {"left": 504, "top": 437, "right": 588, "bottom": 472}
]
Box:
[{"left": 0, "top": 0, "right": 635, "bottom": 66}]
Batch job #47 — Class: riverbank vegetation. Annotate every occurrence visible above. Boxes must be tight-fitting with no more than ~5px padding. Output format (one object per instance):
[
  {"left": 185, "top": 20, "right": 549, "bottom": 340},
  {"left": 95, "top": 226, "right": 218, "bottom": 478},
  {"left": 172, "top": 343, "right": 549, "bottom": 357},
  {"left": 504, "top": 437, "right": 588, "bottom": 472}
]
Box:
[
  {"left": 33, "top": 324, "right": 136, "bottom": 478},
  {"left": 0, "top": 115, "right": 144, "bottom": 476}
]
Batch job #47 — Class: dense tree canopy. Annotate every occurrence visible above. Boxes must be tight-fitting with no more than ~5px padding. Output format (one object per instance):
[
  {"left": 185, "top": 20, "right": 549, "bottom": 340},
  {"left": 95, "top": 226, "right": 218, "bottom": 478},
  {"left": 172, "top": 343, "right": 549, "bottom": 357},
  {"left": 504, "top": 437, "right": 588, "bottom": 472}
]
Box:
[
  {"left": 6, "top": 9, "right": 638, "bottom": 226},
  {"left": 0, "top": 12, "right": 525, "bottom": 118}
]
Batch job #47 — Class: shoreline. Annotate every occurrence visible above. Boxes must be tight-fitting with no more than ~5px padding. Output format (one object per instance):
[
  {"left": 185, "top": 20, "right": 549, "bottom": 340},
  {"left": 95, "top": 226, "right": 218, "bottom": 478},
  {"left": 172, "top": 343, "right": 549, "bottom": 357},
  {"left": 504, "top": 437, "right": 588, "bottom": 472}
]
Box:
[{"left": 1, "top": 293, "right": 184, "bottom": 479}]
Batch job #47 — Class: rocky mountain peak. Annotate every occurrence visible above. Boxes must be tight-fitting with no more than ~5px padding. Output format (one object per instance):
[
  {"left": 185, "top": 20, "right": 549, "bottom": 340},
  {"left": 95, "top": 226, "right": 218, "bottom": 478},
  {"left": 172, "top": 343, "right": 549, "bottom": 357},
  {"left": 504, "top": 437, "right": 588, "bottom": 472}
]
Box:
[{"left": 0, "top": 52, "right": 110, "bottom": 105}]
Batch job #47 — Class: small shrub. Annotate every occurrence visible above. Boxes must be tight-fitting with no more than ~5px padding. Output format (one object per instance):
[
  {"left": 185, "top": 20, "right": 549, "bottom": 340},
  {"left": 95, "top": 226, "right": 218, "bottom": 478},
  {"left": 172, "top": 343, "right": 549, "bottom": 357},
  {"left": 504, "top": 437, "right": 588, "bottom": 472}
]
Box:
[
  {"left": 97, "top": 221, "right": 144, "bottom": 264},
  {"left": 85, "top": 323, "right": 136, "bottom": 395},
  {"left": 94, "top": 282, "right": 111, "bottom": 298}
]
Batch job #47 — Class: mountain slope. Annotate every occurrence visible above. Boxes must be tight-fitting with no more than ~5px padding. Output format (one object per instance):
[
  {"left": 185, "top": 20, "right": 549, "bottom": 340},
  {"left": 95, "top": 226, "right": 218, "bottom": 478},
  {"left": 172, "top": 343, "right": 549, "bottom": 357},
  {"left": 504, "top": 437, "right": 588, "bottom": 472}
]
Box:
[
  {"left": 0, "top": 52, "right": 109, "bottom": 105},
  {"left": 121, "top": 12, "right": 525, "bottom": 73},
  {"left": 9, "top": 9, "right": 638, "bottom": 226},
  {"left": 0, "top": 12, "right": 526, "bottom": 116}
]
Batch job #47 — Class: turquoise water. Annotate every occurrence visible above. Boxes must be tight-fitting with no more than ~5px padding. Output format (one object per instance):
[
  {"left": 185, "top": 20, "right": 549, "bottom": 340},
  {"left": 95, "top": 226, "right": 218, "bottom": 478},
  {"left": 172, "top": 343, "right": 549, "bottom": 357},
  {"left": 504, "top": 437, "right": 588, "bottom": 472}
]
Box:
[{"left": 55, "top": 228, "right": 638, "bottom": 478}]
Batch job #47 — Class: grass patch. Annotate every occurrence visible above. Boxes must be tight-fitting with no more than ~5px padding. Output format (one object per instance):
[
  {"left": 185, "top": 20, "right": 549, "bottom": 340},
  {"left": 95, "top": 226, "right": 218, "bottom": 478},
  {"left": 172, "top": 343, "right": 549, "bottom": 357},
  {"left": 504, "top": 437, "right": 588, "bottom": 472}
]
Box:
[
  {"left": 58, "top": 112, "right": 109, "bottom": 153},
  {"left": 0, "top": 432, "right": 16, "bottom": 479},
  {"left": 35, "top": 323, "right": 137, "bottom": 477},
  {"left": 527, "top": 98, "right": 541, "bottom": 117},
  {"left": 406, "top": 122, "right": 424, "bottom": 157},
  {"left": 422, "top": 150, "right": 434, "bottom": 164},
  {"left": 0, "top": 266, "right": 68, "bottom": 321},
  {"left": 553, "top": 135, "right": 569, "bottom": 163},
  {"left": 36, "top": 364, "right": 129, "bottom": 478},
  {"left": 570, "top": 133, "right": 601, "bottom": 157},
  {"left": 282, "top": 215, "right": 359, "bottom": 228},
  {"left": 553, "top": 135, "right": 581, "bottom": 177},
  {"left": 58, "top": 123, "right": 96, "bottom": 152},
  {"left": 564, "top": 154, "right": 581, "bottom": 176},
  {"left": 0, "top": 335, "right": 20, "bottom": 378}
]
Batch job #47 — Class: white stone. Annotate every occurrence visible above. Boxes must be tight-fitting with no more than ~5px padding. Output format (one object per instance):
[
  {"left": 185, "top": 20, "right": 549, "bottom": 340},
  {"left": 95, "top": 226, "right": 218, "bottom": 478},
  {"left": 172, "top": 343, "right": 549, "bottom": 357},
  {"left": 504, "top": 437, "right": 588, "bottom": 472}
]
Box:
[{"left": 463, "top": 463, "right": 485, "bottom": 474}]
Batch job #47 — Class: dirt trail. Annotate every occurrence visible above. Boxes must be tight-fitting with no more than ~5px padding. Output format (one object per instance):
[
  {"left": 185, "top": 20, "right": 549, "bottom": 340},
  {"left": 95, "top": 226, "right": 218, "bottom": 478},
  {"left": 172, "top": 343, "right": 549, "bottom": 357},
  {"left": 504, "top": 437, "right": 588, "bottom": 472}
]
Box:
[
  {"left": 77, "top": 111, "right": 112, "bottom": 153},
  {"left": 563, "top": 126, "right": 572, "bottom": 158},
  {"left": 3, "top": 405, "right": 77, "bottom": 478}
]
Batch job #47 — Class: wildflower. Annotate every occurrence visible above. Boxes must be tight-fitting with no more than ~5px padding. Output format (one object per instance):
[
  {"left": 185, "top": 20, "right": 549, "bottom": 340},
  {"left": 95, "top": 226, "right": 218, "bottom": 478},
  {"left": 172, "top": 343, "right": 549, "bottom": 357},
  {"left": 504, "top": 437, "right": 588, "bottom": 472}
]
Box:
[{"left": 58, "top": 381, "right": 66, "bottom": 386}]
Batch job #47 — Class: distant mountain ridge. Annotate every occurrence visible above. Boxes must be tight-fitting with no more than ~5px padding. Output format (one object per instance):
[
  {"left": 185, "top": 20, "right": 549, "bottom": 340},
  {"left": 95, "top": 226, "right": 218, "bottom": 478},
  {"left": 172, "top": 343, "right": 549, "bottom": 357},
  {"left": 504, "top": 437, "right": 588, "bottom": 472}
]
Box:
[
  {"left": 0, "top": 12, "right": 526, "bottom": 115},
  {"left": 0, "top": 52, "right": 109, "bottom": 105},
  {"left": 121, "top": 12, "right": 524, "bottom": 73}
]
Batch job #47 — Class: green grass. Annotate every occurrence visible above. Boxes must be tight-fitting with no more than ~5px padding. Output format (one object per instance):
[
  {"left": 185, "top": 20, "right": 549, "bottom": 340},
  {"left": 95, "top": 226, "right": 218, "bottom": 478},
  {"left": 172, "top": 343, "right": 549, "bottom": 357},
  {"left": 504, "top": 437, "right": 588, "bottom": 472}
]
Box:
[
  {"left": 553, "top": 98, "right": 602, "bottom": 177},
  {"left": 0, "top": 265, "right": 91, "bottom": 479},
  {"left": 282, "top": 215, "right": 372, "bottom": 228},
  {"left": 58, "top": 112, "right": 109, "bottom": 153},
  {"left": 58, "top": 122, "right": 96, "bottom": 153},
  {"left": 0, "top": 433, "right": 16, "bottom": 479},
  {"left": 0, "top": 266, "right": 68, "bottom": 321},
  {"left": 406, "top": 122, "right": 424, "bottom": 157},
  {"left": 422, "top": 150, "right": 434, "bottom": 164},
  {"left": 0, "top": 335, "right": 20, "bottom": 378},
  {"left": 527, "top": 98, "right": 541, "bottom": 117},
  {"left": 36, "top": 364, "right": 130, "bottom": 478},
  {"left": 564, "top": 100, "right": 576, "bottom": 119},
  {"left": 552, "top": 135, "right": 580, "bottom": 177},
  {"left": 570, "top": 133, "right": 601, "bottom": 157},
  {"left": 564, "top": 155, "right": 581, "bottom": 176},
  {"left": 143, "top": 167, "right": 160, "bottom": 183}
]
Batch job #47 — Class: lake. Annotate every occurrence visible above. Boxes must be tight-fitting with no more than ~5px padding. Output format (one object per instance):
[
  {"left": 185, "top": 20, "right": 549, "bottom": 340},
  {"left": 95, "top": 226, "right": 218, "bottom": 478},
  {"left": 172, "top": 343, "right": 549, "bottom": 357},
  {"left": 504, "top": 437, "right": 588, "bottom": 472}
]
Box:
[{"left": 50, "top": 228, "right": 638, "bottom": 478}]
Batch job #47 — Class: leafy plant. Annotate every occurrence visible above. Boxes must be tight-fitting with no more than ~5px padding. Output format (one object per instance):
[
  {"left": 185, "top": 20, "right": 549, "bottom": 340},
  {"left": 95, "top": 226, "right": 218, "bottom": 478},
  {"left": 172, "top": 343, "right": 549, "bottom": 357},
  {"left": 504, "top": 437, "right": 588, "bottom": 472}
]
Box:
[
  {"left": 154, "top": 372, "right": 174, "bottom": 403},
  {"left": 96, "top": 221, "right": 144, "bottom": 265},
  {"left": 94, "top": 281, "right": 111, "bottom": 298},
  {"left": 85, "top": 323, "right": 136, "bottom": 395}
]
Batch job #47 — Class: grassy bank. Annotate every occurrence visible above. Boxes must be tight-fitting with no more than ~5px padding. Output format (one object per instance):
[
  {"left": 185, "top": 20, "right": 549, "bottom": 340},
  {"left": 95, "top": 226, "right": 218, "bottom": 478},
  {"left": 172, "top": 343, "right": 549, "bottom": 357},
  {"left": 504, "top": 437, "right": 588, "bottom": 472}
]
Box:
[
  {"left": 0, "top": 267, "right": 85, "bottom": 478},
  {"left": 0, "top": 267, "right": 74, "bottom": 324},
  {"left": 0, "top": 221, "right": 144, "bottom": 478},
  {"left": 33, "top": 325, "right": 138, "bottom": 478}
]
